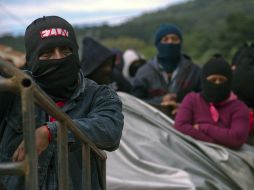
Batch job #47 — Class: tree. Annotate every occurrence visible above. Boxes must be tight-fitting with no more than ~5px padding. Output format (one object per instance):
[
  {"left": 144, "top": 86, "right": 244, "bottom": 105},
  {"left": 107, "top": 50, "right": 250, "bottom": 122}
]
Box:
[{"left": 218, "top": 13, "right": 254, "bottom": 58}]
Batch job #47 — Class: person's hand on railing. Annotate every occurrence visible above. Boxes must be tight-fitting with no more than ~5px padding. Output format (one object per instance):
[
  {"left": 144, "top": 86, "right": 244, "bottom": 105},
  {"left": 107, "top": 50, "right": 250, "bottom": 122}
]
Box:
[
  {"left": 12, "top": 126, "right": 50, "bottom": 162},
  {"left": 161, "top": 93, "right": 177, "bottom": 103},
  {"left": 161, "top": 100, "right": 179, "bottom": 117}
]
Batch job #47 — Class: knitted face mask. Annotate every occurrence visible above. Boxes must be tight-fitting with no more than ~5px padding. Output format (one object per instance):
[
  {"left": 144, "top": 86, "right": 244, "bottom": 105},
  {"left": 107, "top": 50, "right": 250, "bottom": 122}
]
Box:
[
  {"left": 25, "top": 16, "right": 80, "bottom": 101},
  {"left": 202, "top": 79, "right": 231, "bottom": 103},
  {"left": 32, "top": 54, "right": 80, "bottom": 101},
  {"left": 201, "top": 56, "right": 232, "bottom": 103},
  {"left": 156, "top": 43, "right": 181, "bottom": 73}
]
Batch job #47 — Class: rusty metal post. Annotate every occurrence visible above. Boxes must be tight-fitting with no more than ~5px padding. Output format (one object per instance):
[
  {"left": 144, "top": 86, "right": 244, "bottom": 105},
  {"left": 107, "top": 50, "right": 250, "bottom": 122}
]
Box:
[
  {"left": 58, "top": 122, "right": 69, "bottom": 190},
  {"left": 82, "top": 144, "right": 91, "bottom": 190},
  {"left": 20, "top": 78, "right": 38, "bottom": 190},
  {"left": 0, "top": 77, "right": 13, "bottom": 92},
  {"left": 33, "top": 86, "right": 106, "bottom": 159},
  {"left": 0, "top": 162, "right": 25, "bottom": 175}
]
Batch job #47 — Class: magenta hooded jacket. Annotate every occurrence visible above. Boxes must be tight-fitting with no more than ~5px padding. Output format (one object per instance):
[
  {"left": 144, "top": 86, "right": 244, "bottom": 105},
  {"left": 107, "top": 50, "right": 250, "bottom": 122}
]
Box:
[{"left": 174, "top": 92, "right": 250, "bottom": 149}]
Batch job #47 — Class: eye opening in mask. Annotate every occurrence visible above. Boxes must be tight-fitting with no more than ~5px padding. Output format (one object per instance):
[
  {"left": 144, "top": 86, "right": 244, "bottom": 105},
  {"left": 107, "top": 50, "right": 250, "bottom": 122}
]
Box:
[
  {"left": 206, "top": 74, "right": 228, "bottom": 84},
  {"left": 160, "top": 34, "right": 181, "bottom": 44},
  {"left": 38, "top": 46, "right": 73, "bottom": 60}
]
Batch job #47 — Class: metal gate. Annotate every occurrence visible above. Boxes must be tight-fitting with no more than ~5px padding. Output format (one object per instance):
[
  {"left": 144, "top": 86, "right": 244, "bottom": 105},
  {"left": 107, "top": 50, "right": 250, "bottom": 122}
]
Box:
[{"left": 0, "top": 57, "right": 107, "bottom": 190}]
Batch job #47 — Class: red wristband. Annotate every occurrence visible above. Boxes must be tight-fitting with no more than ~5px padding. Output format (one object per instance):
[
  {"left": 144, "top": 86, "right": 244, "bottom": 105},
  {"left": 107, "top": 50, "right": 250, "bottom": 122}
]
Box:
[{"left": 45, "top": 125, "right": 52, "bottom": 143}]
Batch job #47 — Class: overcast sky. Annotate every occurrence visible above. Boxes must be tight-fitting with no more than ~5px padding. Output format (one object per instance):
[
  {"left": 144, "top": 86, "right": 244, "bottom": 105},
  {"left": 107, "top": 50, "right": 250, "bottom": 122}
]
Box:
[{"left": 0, "top": 0, "right": 188, "bottom": 36}]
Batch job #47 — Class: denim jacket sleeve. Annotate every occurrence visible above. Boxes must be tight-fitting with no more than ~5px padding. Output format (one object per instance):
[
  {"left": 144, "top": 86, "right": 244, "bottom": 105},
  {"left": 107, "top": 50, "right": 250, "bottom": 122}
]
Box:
[{"left": 47, "top": 84, "right": 124, "bottom": 151}]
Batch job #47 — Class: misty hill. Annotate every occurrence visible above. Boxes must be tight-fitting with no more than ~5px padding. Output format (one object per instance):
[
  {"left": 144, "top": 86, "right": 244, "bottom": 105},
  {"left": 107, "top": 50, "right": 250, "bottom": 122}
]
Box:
[{"left": 1, "top": 0, "right": 254, "bottom": 64}]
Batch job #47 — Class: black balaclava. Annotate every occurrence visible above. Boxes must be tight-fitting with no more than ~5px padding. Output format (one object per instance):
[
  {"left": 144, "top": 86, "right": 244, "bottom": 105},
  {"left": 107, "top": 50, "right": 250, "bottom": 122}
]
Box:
[
  {"left": 202, "top": 55, "right": 232, "bottom": 103},
  {"left": 25, "top": 16, "right": 80, "bottom": 101},
  {"left": 154, "top": 24, "right": 182, "bottom": 73}
]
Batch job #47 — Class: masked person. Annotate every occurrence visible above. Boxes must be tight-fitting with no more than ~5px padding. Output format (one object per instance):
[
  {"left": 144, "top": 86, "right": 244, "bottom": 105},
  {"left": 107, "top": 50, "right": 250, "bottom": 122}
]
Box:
[
  {"left": 0, "top": 16, "right": 124, "bottom": 190},
  {"left": 81, "top": 37, "right": 132, "bottom": 93},
  {"left": 122, "top": 49, "right": 146, "bottom": 84},
  {"left": 231, "top": 42, "right": 254, "bottom": 145},
  {"left": 132, "top": 24, "right": 201, "bottom": 117},
  {"left": 174, "top": 55, "right": 249, "bottom": 149}
]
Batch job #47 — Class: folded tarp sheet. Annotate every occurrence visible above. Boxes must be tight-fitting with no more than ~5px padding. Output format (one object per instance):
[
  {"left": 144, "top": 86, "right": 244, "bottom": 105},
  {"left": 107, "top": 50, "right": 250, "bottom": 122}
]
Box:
[{"left": 106, "top": 92, "right": 254, "bottom": 190}]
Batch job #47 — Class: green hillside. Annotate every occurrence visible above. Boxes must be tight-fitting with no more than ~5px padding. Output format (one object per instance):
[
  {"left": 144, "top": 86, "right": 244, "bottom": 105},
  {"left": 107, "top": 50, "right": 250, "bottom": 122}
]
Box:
[{"left": 1, "top": 0, "right": 254, "bottom": 64}]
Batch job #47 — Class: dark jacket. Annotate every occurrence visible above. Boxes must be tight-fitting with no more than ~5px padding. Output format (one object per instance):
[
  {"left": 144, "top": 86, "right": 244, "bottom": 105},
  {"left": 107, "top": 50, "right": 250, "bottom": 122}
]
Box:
[
  {"left": 0, "top": 71, "right": 124, "bottom": 190},
  {"left": 111, "top": 68, "right": 132, "bottom": 93},
  {"left": 132, "top": 55, "right": 202, "bottom": 103}
]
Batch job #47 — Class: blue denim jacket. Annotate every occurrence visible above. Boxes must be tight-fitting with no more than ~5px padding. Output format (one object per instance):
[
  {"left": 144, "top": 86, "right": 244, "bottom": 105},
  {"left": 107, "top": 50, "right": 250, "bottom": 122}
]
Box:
[{"left": 0, "top": 71, "right": 124, "bottom": 190}]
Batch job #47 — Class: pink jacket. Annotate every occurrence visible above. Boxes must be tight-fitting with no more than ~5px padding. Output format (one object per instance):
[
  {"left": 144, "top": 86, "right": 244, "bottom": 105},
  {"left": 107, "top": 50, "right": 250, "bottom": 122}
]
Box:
[{"left": 174, "top": 92, "right": 250, "bottom": 149}]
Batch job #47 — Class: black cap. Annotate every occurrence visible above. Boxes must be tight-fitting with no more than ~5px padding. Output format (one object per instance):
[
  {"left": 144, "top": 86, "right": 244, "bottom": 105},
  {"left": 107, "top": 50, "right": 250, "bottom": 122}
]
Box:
[
  {"left": 154, "top": 24, "right": 182, "bottom": 46},
  {"left": 25, "top": 16, "right": 78, "bottom": 66},
  {"left": 202, "top": 55, "right": 232, "bottom": 81}
]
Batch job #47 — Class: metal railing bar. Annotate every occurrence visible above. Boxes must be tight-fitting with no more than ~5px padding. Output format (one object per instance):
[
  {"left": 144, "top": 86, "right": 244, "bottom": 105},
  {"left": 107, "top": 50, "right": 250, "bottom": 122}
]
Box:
[
  {"left": 0, "top": 77, "right": 12, "bottom": 92},
  {"left": 33, "top": 84, "right": 107, "bottom": 160},
  {"left": 21, "top": 81, "right": 38, "bottom": 190},
  {"left": 0, "top": 57, "right": 106, "bottom": 161},
  {"left": 0, "top": 57, "right": 107, "bottom": 190},
  {"left": 58, "top": 122, "right": 69, "bottom": 190},
  {"left": 0, "top": 57, "right": 24, "bottom": 79},
  {"left": 0, "top": 162, "right": 25, "bottom": 175},
  {"left": 0, "top": 76, "right": 21, "bottom": 93},
  {"left": 82, "top": 144, "right": 91, "bottom": 190}
]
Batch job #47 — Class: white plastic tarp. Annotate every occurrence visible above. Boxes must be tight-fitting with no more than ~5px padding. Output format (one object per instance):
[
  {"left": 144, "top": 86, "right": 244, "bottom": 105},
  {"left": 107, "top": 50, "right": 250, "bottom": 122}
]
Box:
[{"left": 106, "top": 92, "right": 254, "bottom": 190}]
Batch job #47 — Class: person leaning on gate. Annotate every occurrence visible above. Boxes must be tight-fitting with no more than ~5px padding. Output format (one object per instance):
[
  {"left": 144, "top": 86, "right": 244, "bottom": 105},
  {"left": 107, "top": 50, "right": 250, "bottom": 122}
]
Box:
[
  {"left": 0, "top": 15, "right": 124, "bottom": 190},
  {"left": 131, "top": 24, "right": 201, "bottom": 118}
]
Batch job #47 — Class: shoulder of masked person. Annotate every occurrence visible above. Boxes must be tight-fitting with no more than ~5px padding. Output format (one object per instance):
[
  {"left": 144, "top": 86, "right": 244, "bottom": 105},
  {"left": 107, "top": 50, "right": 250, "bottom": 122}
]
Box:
[{"left": 82, "top": 77, "right": 122, "bottom": 103}]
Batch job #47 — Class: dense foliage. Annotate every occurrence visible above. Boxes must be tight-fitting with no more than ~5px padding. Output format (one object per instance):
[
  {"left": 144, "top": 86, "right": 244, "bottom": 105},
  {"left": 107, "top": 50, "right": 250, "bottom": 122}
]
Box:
[{"left": 1, "top": 0, "right": 254, "bottom": 65}]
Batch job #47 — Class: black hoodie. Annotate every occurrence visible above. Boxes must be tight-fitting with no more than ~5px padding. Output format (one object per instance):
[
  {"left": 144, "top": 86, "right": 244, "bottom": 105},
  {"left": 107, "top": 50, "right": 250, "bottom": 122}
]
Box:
[
  {"left": 81, "top": 37, "right": 114, "bottom": 76},
  {"left": 81, "top": 37, "right": 132, "bottom": 92}
]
